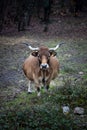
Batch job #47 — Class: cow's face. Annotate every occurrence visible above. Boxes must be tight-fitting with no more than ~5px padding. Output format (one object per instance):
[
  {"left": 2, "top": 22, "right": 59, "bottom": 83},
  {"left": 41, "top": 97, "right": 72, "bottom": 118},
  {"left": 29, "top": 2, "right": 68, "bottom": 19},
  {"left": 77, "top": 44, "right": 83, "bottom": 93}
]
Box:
[{"left": 31, "top": 47, "right": 57, "bottom": 69}]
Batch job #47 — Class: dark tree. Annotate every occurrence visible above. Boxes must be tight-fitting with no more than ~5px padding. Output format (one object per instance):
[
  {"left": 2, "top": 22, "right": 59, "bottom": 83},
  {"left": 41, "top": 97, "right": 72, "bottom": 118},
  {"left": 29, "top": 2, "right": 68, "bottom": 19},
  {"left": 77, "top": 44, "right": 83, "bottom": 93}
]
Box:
[
  {"left": 0, "top": 0, "right": 8, "bottom": 32},
  {"left": 26, "top": 0, "right": 35, "bottom": 26},
  {"left": 17, "top": 0, "right": 35, "bottom": 31},
  {"left": 36, "top": 0, "right": 53, "bottom": 23},
  {"left": 70, "top": 0, "right": 83, "bottom": 16},
  {"left": 0, "top": 0, "right": 87, "bottom": 32},
  {"left": 43, "top": 0, "right": 52, "bottom": 23}
]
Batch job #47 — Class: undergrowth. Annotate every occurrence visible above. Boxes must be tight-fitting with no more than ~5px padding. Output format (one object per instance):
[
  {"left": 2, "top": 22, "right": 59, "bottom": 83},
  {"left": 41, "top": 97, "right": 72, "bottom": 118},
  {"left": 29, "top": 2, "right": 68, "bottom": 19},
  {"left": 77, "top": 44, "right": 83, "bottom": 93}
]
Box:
[{"left": 0, "top": 79, "right": 87, "bottom": 130}]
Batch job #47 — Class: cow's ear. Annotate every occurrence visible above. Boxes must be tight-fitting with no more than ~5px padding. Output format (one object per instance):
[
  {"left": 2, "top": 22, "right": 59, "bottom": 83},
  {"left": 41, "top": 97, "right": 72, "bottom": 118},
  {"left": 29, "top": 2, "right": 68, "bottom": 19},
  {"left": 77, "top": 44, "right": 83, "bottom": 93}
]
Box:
[
  {"left": 31, "top": 51, "right": 38, "bottom": 57},
  {"left": 49, "top": 50, "right": 57, "bottom": 57}
]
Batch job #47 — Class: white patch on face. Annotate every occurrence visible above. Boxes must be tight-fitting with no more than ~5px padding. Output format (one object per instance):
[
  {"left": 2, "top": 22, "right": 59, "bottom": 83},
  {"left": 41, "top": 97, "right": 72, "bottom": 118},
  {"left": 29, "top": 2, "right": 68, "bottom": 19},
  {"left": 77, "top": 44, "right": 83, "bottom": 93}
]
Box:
[
  {"left": 46, "top": 64, "right": 49, "bottom": 68},
  {"left": 40, "top": 55, "right": 49, "bottom": 69}
]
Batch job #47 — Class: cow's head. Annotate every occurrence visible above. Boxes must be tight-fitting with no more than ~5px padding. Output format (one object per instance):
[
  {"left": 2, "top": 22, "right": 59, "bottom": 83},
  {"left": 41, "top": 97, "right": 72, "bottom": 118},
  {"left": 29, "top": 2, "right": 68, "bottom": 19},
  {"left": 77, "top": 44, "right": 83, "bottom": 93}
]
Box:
[
  {"left": 28, "top": 44, "right": 62, "bottom": 70},
  {"left": 31, "top": 46, "right": 57, "bottom": 69}
]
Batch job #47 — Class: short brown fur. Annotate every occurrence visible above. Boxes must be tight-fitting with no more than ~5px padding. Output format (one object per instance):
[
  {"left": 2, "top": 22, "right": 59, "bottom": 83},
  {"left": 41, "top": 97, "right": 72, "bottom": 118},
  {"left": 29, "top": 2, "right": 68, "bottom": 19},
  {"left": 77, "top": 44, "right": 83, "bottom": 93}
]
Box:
[{"left": 23, "top": 46, "right": 59, "bottom": 95}]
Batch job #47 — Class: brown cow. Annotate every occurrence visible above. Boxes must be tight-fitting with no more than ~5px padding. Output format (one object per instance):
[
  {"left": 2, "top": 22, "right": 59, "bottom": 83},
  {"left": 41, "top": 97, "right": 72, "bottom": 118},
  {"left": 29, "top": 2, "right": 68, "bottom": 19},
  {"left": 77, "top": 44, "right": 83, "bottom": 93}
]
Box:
[{"left": 23, "top": 44, "right": 63, "bottom": 96}]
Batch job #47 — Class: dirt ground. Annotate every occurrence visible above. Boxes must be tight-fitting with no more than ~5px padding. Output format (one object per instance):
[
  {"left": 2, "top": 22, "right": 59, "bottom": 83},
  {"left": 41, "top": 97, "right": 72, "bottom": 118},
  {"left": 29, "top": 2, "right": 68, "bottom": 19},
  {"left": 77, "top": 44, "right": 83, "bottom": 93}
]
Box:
[{"left": 0, "top": 12, "right": 87, "bottom": 104}]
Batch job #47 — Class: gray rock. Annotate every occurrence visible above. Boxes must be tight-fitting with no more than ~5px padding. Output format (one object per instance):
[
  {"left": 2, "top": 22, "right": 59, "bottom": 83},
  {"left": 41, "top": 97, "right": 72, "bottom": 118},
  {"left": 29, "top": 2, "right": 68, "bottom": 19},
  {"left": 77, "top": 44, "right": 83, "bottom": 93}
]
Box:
[
  {"left": 79, "top": 71, "right": 84, "bottom": 75},
  {"left": 74, "top": 107, "right": 84, "bottom": 115},
  {"left": 62, "top": 106, "right": 70, "bottom": 115}
]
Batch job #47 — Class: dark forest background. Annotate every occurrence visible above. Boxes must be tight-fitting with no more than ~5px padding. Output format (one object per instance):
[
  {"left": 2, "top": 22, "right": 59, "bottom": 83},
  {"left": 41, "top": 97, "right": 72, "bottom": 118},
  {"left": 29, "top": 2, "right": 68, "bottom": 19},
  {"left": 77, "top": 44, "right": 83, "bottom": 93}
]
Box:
[{"left": 0, "top": 0, "right": 87, "bottom": 32}]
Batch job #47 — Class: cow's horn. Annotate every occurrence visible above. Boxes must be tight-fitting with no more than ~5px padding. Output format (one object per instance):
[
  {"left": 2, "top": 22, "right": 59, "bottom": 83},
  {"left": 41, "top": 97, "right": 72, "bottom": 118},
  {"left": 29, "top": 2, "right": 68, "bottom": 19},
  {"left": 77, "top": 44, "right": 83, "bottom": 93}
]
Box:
[
  {"left": 22, "top": 43, "right": 39, "bottom": 50},
  {"left": 49, "top": 43, "right": 65, "bottom": 51},
  {"left": 28, "top": 45, "right": 39, "bottom": 51}
]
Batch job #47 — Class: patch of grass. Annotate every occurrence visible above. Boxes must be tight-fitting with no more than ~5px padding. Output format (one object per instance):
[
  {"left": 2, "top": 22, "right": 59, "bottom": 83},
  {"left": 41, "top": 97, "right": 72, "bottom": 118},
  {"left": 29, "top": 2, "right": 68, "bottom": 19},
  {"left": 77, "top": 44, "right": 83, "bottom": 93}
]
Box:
[
  {"left": 58, "top": 79, "right": 87, "bottom": 107},
  {"left": 0, "top": 106, "right": 72, "bottom": 130},
  {"left": 0, "top": 79, "right": 87, "bottom": 130},
  {"left": 62, "top": 65, "right": 76, "bottom": 74},
  {"left": 0, "top": 40, "right": 87, "bottom": 130}
]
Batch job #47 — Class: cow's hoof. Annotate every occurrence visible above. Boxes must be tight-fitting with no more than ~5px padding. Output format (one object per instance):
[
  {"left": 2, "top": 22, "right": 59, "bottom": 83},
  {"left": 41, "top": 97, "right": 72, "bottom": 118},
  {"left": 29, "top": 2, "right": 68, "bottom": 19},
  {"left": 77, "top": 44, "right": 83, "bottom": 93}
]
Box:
[
  {"left": 37, "top": 92, "right": 41, "bottom": 97},
  {"left": 28, "top": 90, "right": 32, "bottom": 94},
  {"left": 28, "top": 92, "right": 32, "bottom": 94}
]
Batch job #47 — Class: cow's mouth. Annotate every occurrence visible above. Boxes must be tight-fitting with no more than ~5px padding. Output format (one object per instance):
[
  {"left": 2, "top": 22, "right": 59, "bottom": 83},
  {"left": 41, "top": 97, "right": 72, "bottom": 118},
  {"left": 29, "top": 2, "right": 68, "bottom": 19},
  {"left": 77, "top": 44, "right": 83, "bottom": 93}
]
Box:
[{"left": 40, "top": 63, "right": 49, "bottom": 70}]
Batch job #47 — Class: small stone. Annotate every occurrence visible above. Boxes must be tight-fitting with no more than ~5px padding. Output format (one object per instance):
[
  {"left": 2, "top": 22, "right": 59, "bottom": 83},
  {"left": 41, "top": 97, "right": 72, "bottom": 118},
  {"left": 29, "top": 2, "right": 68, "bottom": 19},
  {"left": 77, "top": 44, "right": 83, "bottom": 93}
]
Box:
[
  {"left": 79, "top": 72, "right": 84, "bottom": 75},
  {"left": 74, "top": 107, "right": 84, "bottom": 115},
  {"left": 62, "top": 106, "right": 70, "bottom": 115},
  {"left": 19, "top": 80, "right": 25, "bottom": 83},
  {"left": 50, "top": 81, "right": 56, "bottom": 86}
]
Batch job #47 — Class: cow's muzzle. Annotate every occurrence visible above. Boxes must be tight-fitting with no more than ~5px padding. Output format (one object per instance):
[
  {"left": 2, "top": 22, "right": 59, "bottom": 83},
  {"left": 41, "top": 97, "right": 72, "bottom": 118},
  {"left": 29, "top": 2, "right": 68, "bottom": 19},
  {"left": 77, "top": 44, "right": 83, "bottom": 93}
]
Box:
[{"left": 40, "top": 63, "right": 49, "bottom": 69}]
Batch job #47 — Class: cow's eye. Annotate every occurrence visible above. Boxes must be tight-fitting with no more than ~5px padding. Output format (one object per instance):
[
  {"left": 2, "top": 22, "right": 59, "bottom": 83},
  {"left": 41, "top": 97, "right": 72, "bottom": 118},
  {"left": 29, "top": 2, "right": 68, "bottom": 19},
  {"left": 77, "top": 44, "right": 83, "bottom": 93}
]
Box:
[
  {"left": 38, "top": 54, "right": 40, "bottom": 57},
  {"left": 48, "top": 54, "right": 50, "bottom": 58}
]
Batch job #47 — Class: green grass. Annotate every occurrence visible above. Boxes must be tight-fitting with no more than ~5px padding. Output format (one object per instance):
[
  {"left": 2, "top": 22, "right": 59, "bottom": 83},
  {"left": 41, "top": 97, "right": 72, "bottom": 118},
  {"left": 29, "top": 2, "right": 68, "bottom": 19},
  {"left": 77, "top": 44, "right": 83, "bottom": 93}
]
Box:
[
  {"left": 0, "top": 80, "right": 87, "bottom": 130},
  {"left": 0, "top": 40, "right": 87, "bottom": 130}
]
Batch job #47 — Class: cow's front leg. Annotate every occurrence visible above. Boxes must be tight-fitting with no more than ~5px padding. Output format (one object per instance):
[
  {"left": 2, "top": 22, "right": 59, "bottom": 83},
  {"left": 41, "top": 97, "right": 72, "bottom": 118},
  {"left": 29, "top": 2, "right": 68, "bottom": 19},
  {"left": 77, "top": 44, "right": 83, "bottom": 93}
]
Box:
[
  {"left": 37, "top": 86, "right": 41, "bottom": 96},
  {"left": 42, "top": 78, "right": 48, "bottom": 92},
  {"left": 34, "top": 77, "right": 41, "bottom": 97},
  {"left": 44, "top": 84, "right": 50, "bottom": 93},
  {"left": 46, "top": 84, "right": 49, "bottom": 91},
  {"left": 45, "top": 80, "right": 51, "bottom": 92},
  {"left": 28, "top": 80, "right": 32, "bottom": 93}
]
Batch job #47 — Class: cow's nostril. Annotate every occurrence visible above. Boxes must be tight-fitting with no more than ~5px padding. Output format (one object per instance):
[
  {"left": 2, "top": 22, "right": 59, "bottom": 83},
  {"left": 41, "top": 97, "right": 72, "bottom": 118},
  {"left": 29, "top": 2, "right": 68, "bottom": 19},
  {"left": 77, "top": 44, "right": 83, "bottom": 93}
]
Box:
[
  {"left": 42, "top": 64, "right": 47, "bottom": 68},
  {"left": 40, "top": 63, "right": 49, "bottom": 69}
]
